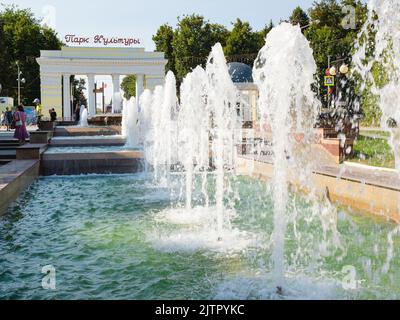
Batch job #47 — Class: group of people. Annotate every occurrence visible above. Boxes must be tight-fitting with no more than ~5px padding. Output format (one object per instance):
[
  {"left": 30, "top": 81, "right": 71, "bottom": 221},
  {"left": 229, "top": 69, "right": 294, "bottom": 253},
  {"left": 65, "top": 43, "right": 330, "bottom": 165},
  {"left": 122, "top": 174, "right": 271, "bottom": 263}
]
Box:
[
  {"left": 0, "top": 105, "right": 29, "bottom": 144},
  {"left": 0, "top": 99, "right": 58, "bottom": 144},
  {"left": 32, "top": 99, "right": 56, "bottom": 123}
]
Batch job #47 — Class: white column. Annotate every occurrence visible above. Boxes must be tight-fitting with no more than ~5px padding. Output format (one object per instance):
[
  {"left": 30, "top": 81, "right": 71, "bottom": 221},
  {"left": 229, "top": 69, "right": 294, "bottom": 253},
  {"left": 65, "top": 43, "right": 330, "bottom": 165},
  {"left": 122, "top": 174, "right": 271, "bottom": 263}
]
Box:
[
  {"left": 87, "top": 74, "right": 96, "bottom": 116},
  {"left": 112, "top": 74, "right": 121, "bottom": 113},
  {"left": 40, "top": 73, "right": 62, "bottom": 118},
  {"left": 135, "top": 74, "right": 144, "bottom": 110},
  {"left": 63, "top": 74, "right": 71, "bottom": 120}
]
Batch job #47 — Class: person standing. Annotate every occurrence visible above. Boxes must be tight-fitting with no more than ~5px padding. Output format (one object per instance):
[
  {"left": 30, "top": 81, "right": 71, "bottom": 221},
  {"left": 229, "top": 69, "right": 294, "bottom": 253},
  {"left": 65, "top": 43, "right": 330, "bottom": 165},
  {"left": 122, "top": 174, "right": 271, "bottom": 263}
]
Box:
[
  {"left": 33, "top": 98, "right": 43, "bottom": 125},
  {"left": 5, "top": 107, "right": 13, "bottom": 132},
  {"left": 50, "top": 108, "right": 57, "bottom": 122},
  {"left": 13, "top": 105, "right": 29, "bottom": 144}
]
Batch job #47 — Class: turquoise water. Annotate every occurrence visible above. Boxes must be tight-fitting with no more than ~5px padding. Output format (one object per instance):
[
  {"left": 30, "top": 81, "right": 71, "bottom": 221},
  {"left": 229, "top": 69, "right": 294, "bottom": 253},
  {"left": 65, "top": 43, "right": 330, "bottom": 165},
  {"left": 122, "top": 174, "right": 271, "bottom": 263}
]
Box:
[{"left": 0, "top": 174, "right": 399, "bottom": 300}]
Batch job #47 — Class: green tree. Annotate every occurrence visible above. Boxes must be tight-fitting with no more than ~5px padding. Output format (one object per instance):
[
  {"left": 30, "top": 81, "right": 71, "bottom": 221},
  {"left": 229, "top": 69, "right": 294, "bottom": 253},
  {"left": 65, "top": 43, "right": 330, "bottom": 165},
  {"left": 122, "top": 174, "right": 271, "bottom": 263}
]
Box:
[
  {"left": 0, "top": 5, "right": 62, "bottom": 105},
  {"left": 152, "top": 24, "right": 176, "bottom": 75},
  {"left": 171, "top": 14, "right": 228, "bottom": 83},
  {"left": 224, "top": 19, "right": 260, "bottom": 57},
  {"left": 72, "top": 77, "right": 87, "bottom": 108},
  {"left": 304, "top": 0, "right": 367, "bottom": 107},
  {"left": 289, "top": 6, "right": 310, "bottom": 29},
  {"left": 120, "top": 75, "right": 136, "bottom": 100}
]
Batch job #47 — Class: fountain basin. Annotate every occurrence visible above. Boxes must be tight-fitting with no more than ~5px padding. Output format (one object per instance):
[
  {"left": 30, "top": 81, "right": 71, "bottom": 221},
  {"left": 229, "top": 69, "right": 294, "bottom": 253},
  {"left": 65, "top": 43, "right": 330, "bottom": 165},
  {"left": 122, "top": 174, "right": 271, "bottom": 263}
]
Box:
[
  {"left": 236, "top": 156, "right": 400, "bottom": 223},
  {"left": 1, "top": 173, "right": 399, "bottom": 299}
]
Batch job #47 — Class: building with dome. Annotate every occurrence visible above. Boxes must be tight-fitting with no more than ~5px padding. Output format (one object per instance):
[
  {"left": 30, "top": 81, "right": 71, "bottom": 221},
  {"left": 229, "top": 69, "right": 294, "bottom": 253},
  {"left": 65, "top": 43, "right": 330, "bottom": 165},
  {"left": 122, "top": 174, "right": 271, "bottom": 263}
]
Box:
[{"left": 227, "top": 62, "right": 258, "bottom": 128}]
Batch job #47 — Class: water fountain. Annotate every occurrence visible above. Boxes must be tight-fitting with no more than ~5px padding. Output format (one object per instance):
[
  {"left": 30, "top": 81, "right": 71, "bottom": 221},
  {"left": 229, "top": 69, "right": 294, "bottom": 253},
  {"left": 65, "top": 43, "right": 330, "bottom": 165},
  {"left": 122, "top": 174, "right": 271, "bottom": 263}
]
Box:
[
  {"left": 178, "top": 66, "right": 209, "bottom": 210},
  {"left": 144, "top": 71, "right": 178, "bottom": 184},
  {"left": 352, "top": 0, "right": 400, "bottom": 276},
  {"left": 353, "top": 0, "right": 400, "bottom": 171},
  {"left": 253, "top": 22, "right": 323, "bottom": 291},
  {"left": 80, "top": 105, "right": 89, "bottom": 127},
  {"left": 124, "top": 97, "right": 139, "bottom": 149},
  {"left": 121, "top": 99, "right": 128, "bottom": 137},
  {"left": 138, "top": 89, "right": 153, "bottom": 147},
  {"left": 112, "top": 92, "right": 122, "bottom": 113},
  {"left": 205, "top": 44, "right": 242, "bottom": 240},
  {"left": 141, "top": 44, "right": 244, "bottom": 244},
  {"left": 3, "top": 2, "right": 400, "bottom": 299}
]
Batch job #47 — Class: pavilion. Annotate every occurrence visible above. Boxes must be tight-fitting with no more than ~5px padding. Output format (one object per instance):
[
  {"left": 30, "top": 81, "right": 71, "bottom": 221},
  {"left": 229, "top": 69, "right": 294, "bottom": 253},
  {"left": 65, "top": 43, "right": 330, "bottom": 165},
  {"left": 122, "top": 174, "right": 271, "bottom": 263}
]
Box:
[{"left": 36, "top": 47, "right": 167, "bottom": 119}]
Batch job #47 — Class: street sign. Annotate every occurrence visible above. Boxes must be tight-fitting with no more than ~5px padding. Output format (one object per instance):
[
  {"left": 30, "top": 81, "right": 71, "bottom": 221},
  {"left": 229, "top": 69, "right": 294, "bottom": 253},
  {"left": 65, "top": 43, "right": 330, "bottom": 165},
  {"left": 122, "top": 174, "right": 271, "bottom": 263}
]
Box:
[{"left": 324, "top": 76, "right": 335, "bottom": 87}]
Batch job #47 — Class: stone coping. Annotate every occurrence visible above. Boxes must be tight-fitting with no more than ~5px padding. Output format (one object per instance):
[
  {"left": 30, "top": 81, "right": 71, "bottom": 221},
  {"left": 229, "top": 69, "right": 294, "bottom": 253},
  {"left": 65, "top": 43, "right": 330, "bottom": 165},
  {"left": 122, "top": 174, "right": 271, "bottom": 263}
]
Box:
[
  {"left": 239, "top": 155, "right": 400, "bottom": 192},
  {"left": 54, "top": 126, "right": 120, "bottom": 137},
  {"left": 16, "top": 144, "right": 48, "bottom": 160},
  {"left": 236, "top": 156, "right": 400, "bottom": 222},
  {"left": 42, "top": 150, "right": 144, "bottom": 161},
  {"left": 17, "top": 143, "right": 48, "bottom": 151},
  {"left": 0, "top": 160, "right": 38, "bottom": 185},
  {"left": 0, "top": 160, "right": 40, "bottom": 215},
  {"left": 49, "top": 137, "right": 126, "bottom": 147}
]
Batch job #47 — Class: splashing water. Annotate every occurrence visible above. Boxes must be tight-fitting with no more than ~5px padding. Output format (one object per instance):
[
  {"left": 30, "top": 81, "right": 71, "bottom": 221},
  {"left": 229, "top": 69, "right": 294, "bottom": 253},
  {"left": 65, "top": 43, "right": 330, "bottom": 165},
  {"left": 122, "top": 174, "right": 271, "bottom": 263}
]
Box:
[
  {"left": 253, "top": 23, "right": 323, "bottom": 289},
  {"left": 80, "top": 106, "right": 88, "bottom": 127},
  {"left": 206, "top": 43, "right": 241, "bottom": 239},
  {"left": 121, "top": 99, "right": 128, "bottom": 137},
  {"left": 352, "top": 0, "right": 400, "bottom": 275},
  {"left": 143, "top": 72, "right": 178, "bottom": 184},
  {"left": 140, "top": 44, "right": 242, "bottom": 242},
  {"left": 138, "top": 89, "right": 153, "bottom": 147},
  {"left": 178, "top": 66, "right": 210, "bottom": 210},
  {"left": 353, "top": 0, "right": 400, "bottom": 171},
  {"left": 112, "top": 92, "right": 122, "bottom": 113},
  {"left": 124, "top": 97, "right": 139, "bottom": 148}
]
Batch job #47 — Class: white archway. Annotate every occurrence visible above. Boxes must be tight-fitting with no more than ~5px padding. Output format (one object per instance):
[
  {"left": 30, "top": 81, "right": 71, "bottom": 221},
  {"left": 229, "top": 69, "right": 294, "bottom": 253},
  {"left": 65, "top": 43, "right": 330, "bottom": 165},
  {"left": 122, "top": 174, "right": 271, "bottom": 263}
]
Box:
[{"left": 36, "top": 47, "right": 167, "bottom": 120}]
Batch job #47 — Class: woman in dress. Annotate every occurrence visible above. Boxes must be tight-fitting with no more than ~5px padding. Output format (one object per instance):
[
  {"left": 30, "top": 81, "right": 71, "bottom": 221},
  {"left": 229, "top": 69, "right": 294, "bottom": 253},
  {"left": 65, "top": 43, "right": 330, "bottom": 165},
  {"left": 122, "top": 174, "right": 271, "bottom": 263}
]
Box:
[
  {"left": 4, "top": 107, "right": 13, "bottom": 131},
  {"left": 14, "top": 105, "right": 29, "bottom": 144}
]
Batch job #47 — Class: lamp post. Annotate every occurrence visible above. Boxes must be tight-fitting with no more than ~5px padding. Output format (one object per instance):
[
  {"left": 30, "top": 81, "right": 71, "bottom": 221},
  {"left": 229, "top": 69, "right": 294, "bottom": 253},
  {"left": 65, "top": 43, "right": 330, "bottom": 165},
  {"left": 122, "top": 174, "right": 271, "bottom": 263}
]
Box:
[
  {"left": 326, "top": 56, "right": 349, "bottom": 108},
  {"left": 16, "top": 61, "right": 26, "bottom": 105}
]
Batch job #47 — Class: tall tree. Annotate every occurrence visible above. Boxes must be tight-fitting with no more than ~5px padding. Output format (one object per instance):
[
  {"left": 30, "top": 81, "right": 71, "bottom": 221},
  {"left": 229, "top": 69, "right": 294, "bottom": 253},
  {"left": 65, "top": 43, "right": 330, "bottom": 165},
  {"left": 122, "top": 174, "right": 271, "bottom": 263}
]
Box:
[
  {"left": 152, "top": 24, "right": 176, "bottom": 75},
  {"left": 120, "top": 75, "right": 136, "bottom": 100},
  {"left": 171, "top": 14, "right": 228, "bottom": 83},
  {"left": 72, "top": 77, "right": 87, "bottom": 108},
  {"left": 304, "top": 0, "right": 367, "bottom": 106},
  {"left": 289, "top": 6, "right": 310, "bottom": 29},
  {"left": 224, "top": 19, "right": 260, "bottom": 57},
  {"left": 0, "top": 5, "right": 62, "bottom": 105}
]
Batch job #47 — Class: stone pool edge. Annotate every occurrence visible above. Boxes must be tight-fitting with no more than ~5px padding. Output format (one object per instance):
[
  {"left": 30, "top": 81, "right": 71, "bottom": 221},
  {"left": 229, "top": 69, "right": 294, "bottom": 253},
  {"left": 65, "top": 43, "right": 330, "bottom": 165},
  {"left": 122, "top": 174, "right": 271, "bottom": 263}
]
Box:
[
  {"left": 0, "top": 160, "right": 40, "bottom": 216},
  {"left": 235, "top": 156, "right": 400, "bottom": 223}
]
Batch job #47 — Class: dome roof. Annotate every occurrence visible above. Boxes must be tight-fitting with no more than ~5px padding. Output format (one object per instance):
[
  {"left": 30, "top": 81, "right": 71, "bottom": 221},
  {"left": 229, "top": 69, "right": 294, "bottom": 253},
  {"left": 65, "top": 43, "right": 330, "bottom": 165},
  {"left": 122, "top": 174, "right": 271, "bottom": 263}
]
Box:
[{"left": 227, "top": 62, "right": 254, "bottom": 83}]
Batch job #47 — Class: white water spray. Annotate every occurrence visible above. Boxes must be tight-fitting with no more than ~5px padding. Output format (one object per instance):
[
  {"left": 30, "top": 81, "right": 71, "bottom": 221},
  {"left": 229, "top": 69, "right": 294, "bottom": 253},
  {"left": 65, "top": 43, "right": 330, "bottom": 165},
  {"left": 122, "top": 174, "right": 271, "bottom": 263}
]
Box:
[
  {"left": 125, "top": 97, "right": 139, "bottom": 148},
  {"left": 80, "top": 106, "right": 88, "bottom": 127},
  {"left": 206, "top": 43, "right": 241, "bottom": 239},
  {"left": 253, "top": 23, "right": 320, "bottom": 289},
  {"left": 178, "top": 66, "right": 210, "bottom": 210}
]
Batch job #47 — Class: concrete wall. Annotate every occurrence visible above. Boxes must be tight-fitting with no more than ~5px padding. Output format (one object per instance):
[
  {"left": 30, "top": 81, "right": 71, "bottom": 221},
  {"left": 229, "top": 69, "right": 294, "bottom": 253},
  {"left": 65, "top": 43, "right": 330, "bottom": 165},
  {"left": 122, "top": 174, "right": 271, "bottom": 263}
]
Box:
[
  {"left": 0, "top": 160, "right": 40, "bottom": 216},
  {"left": 41, "top": 151, "right": 144, "bottom": 176},
  {"left": 235, "top": 157, "right": 400, "bottom": 223}
]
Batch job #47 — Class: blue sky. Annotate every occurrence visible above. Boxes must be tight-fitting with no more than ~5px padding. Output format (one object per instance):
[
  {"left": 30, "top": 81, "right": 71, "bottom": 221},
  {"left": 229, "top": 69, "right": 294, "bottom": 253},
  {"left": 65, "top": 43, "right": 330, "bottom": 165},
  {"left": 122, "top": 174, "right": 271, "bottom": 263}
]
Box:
[{"left": 4, "top": 0, "right": 316, "bottom": 50}]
